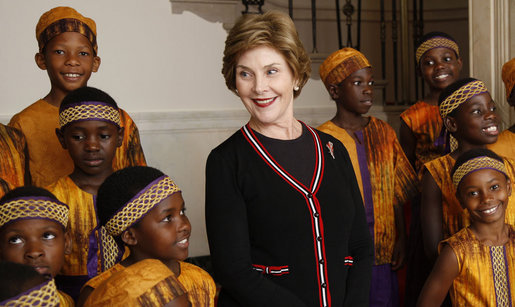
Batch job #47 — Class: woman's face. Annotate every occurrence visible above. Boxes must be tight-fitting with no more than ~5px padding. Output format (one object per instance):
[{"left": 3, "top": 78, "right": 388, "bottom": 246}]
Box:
[{"left": 235, "top": 45, "right": 297, "bottom": 127}]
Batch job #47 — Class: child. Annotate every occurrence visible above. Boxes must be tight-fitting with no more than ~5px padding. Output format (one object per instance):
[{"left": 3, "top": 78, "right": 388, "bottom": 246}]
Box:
[
  {"left": 0, "top": 261, "right": 60, "bottom": 306},
  {"left": 318, "top": 47, "right": 418, "bottom": 306},
  {"left": 78, "top": 166, "right": 216, "bottom": 307},
  {"left": 0, "top": 186, "right": 74, "bottom": 306},
  {"left": 45, "top": 86, "right": 123, "bottom": 299},
  {"left": 400, "top": 32, "right": 462, "bottom": 171},
  {"left": 0, "top": 124, "right": 29, "bottom": 198},
  {"left": 488, "top": 57, "right": 515, "bottom": 160},
  {"left": 8, "top": 6, "right": 146, "bottom": 187},
  {"left": 418, "top": 148, "right": 514, "bottom": 306},
  {"left": 420, "top": 78, "right": 515, "bottom": 262}
]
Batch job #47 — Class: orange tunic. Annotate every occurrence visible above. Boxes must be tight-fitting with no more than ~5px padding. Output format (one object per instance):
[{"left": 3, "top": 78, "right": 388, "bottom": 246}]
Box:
[
  {"left": 488, "top": 129, "right": 515, "bottom": 161},
  {"left": 9, "top": 99, "right": 146, "bottom": 187},
  {"left": 58, "top": 290, "right": 75, "bottom": 307},
  {"left": 0, "top": 124, "right": 27, "bottom": 198},
  {"left": 400, "top": 101, "right": 444, "bottom": 172},
  {"left": 441, "top": 226, "right": 515, "bottom": 306},
  {"left": 85, "top": 261, "right": 216, "bottom": 307},
  {"left": 318, "top": 118, "right": 418, "bottom": 264},
  {"left": 425, "top": 155, "right": 515, "bottom": 238},
  {"left": 84, "top": 259, "right": 186, "bottom": 307}
]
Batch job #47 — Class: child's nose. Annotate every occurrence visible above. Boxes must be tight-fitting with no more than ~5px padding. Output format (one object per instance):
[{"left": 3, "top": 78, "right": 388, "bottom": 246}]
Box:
[
  {"left": 25, "top": 242, "right": 44, "bottom": 259},
  {"left": 85, "top": 137, "right": 100, "bottom": 151},
  {"left": 65, "top": 53, "right": 80, "bottom": 66}
]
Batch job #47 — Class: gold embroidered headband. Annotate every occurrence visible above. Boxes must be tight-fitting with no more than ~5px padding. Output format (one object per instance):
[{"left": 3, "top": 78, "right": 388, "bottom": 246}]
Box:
[
  {"left": 59, "top": 101, "right": 121, "bottom": 129},
  {"left": 100, "top": 175, "right": 181, "bottom": 270},
  {"left": 416, "top": 36, "right": 459, "bottom": 64},
  {"left": 439, "top": 80, "right": 488, "bottom": 118},
  {"left": 0, "top": 278, "right": 59, "bottom": 307},
  {"left": 0, "top": 197, "right": 69, "bottom": 229},
  {"left": 452, "top": 156, "right": 507, "bottom": 187}
]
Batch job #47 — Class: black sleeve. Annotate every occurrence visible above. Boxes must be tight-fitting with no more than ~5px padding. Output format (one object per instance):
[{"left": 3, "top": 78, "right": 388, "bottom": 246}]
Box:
[{"left": 205, "top": 148, "right": 307, "bottom": 307}]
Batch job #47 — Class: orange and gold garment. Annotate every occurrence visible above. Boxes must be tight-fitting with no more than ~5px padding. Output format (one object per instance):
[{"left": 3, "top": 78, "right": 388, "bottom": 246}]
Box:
[
  {"left": 425, "top": 154, "right": 515, "bottom": 238},
  {"left": 46, "top": 176, "right": 100, "bottom": 287},
  {"left": 84, "top": 259, "right": 186, "bottom": 307},
  {"left": 0, "top": 124, "right": 27, "bottom": 198},
  {"left": 488, "top": 129, "right": 515, "bottom": 161},
  {"left": 58, "top": 290, "right": 75, "bottom": 307},
  {"left": 9, "top": 99, "right": 146, "bottom": 187},
  {"left": 400, "top": 101, "right": 443, "bottom": 172},
  {"left": 318, "top": 118, "right": 418, "bottom": 264},
  {"left": 440, "top": 226, "right": 515, "bottom": 306},
  {"left": 84, "top": 261, "right": 216, "bottom": 307}
]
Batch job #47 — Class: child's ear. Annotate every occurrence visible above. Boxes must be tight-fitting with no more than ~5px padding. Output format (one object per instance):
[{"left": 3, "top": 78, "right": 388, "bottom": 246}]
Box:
[
  {"left": 507, "top": 178, "right": 512, "bottom": 197},
  {"left": 116, "top": 127, "right": 124, "bottom": 148},
  {"left": 121, "top": 228, "right": 138, "bottom": 246},
  {"left": 92, "top": 56, "right": 101, "bottom": 73},
  {"left": 456, "top": 57, "right": 463, "bottom": 72},
  {"left": 443, "top": 116, "right": 458, "bottom": 133},
  {"left": 35, "top": 53, "right": 47, "bottom": 70},
  {"left": 55, "top": 128, "right": 67, "bottom": 149},
  {"left": 64, "top": 231, "right": 72, "bottom": 255},
  {"left": 328, "top": 84, "right": 339, "bottom": 101}
]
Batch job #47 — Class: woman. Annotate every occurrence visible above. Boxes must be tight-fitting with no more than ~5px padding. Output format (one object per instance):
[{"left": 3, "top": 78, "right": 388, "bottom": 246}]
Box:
[{"left": 205, "top": 11, "right": 373, "bottom": 307}]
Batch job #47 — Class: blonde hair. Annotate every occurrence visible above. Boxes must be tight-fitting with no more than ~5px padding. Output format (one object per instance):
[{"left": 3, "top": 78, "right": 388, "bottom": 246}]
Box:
[{"left": 222, "top": 11, "right": 311, "bottom": 98}]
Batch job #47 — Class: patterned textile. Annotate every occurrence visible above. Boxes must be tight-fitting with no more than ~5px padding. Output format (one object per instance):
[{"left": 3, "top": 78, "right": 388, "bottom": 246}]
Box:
[
  {"left": 441, "top": 226, "right": 515, "bottom": 306},
  {"left": 83, "top": 259, "right": 186, "bottom": 307},
  {"left": 9, "top": 99, "right": 146, "bottom": 187},
  {"left": 452, "top": 156, "right": 507, "bottom": 187},
  {"left": 439, "top": 80, "right": 488, "bottom": 118},
  {"left": 489, "top": 130, "right": 515, "bottom": 161},
  {"left": 319, "top": 47, "right": 371, "bottom": 86},
  {"left": 400, "top": 101, "right": 443, "bottom": 173},
  {"left": 502, "top": 57, "right": 515, "bottom": 99},
  {"left": 36, "top": 6, "right": 97, "bottom": 54},
  {"left": 318, "top": 118, "right": 418, "bottom": 265},
  {"left": 0, "top": 125, "right": 27, "bottom": 198},
  {"left": 0, "top": 279, "right": 59, "bottom": 307},
  {"left": 85, "top": 261, "right": 216, "bottom": 307},
  {"left": 57, "top": 290, "right": 74, "bottom": 307},
  {"left": 415, "top": 36, "right": 459, "bottom": 64},
  {"left": 59, "top": 101, "right": 121, "bottom": 128},
  {"left": 0, "top": 197, "right": 68, "bottom": 228},
  {"left": 425, "top": 155, "right": 515, "bottom": 238}
]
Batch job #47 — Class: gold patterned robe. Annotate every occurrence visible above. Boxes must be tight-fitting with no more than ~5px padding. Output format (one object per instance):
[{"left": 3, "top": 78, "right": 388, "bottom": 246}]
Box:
[
  {"left": 0, "top": 124, "right": 27, "bottom": 198},
  {"left": 488, "top": 129, "right": 515, "bottom": 161}
]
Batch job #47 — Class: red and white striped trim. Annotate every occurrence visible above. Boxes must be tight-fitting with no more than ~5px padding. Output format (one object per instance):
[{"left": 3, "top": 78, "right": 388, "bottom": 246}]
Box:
[
  {"left": 344, "top": 256, "right": 354, "bottom": 266},
  {"left": 241, "top": 123, "right": 331, "bottom": 307},
  {"left": 252, "top": 264, "right": 290, "bottom": 276}
]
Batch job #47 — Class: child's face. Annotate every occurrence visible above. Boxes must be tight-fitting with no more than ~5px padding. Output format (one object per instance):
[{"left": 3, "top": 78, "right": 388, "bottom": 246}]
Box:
[
  {"left": 0, "top": 219, "right": 71, "bottom": 277},
  {"left": 130, "top": 192, "right": 191, "bottom": 263},
  {"left": 57, "top": 120, "right": 123, "bottom": 177},
  {"left": 330, "top": 67, "right": 374, "bottom": 115},
  {"left": 419, "top": 47, "right": 462, "bottom": 91},
  {"left": 35, "top": 32, "right": 100, "bottom": 95},
  {"left": 447, "top": 92, "right": 499, "bottom": 146},
  {"left": 457, "top": 168, "right": 511, "bottom": 224}
]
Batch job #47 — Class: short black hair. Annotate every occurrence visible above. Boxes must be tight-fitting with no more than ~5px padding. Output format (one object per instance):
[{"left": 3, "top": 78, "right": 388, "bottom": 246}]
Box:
[
  {"left": 451, "top": 148, "right": 505, "bottom": 179},
  {"left": 0, "top": 186, "right": 58, "bottom": 204},
  {"left": 416, "top": 31, "right": 459, "bottom": 65},
  {"left": 438, "top": 77, "right": 478, "bottom": 117},
  {"left": 60, "top": 86, "right": 119, "bottom": 112},
  {"left": 0, "top": 261, "right": 48, "bottom": 302},
  {"left": 96, "top": 166, "right": 166, "bottom": 228}
]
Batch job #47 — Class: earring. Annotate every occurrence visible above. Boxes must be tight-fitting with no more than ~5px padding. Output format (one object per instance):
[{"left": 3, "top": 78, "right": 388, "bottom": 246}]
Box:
[{"left": 294, "top": 86, "right": 299, "bottom": 91}]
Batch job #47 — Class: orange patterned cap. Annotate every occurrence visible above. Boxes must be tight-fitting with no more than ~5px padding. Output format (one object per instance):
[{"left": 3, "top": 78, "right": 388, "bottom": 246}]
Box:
[
  {"left": 502, "top": 58, "right": 515, "bottom": 100},
  {"left": 319, "top": 47, "right": 371, "bottom": 86},
  {"left": 36, "top": 6, "right": 97, "bottom": 55}
]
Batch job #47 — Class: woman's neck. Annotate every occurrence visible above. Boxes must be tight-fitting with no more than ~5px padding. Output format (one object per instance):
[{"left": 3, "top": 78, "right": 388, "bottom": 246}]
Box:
[{"left": 249, "top": 118, "right": 302, "bottom": 140}]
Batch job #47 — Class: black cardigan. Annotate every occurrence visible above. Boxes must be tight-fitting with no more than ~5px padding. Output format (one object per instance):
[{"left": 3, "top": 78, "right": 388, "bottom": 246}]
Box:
[{"left": 205, "top": 124, "right": 373, "bottom": 307}]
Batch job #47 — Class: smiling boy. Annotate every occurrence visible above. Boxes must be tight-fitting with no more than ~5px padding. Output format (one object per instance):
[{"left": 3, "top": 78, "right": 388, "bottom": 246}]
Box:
[
  {"left": 45, "top": 86, "right": 123, "bottom": 299},
  {"left": 8, "top": 6, "right": 146, "bottom": 187}
]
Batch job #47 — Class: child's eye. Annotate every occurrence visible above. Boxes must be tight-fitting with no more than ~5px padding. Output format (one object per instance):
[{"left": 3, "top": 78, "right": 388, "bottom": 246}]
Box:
[
  {"left": 353, "top": 81, "right": 361, "bottom": 86},
  {"left": 468, "top": 191, "right": 479, "bottom": 197},
  {"left": 8, "top": 236, "right": 23, "bottom": 244},
  {"left": 368, "top": 81, "right": 375, "bottom": 86},
  {"left": 43, "top": 232, "right": 56, "bottom": 240},
  {"left": 71, "top": 134, "right": 85, "bottom": 141},
  {"left": 471, "top": 109, "right": 481, "bottom": 115},
  {"left": 163, "top": 215, "right": 172, "bottom": 222},
  {"left": 54, "top": 50, "right": 65, "bottom": 55},
  {"left": 79, "top": 51, "right": 90, "bottom": 56},
  {"left": 424, "top": 59, "right": 434, "bottom": 66},
  {"left": 180, "top": 208, "right": 186, "bottom": 216},
  {"left": 100, "top": 134, "right": 111, "bottom": 140},
  {"left": 444, "top": 57, "right": 452, "bottom": 62},
  {"left": 491, "top": 184, "right": 500, "bottom": 190}
]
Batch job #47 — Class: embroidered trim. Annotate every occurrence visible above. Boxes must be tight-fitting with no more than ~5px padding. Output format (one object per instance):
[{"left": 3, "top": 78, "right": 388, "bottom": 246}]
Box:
[
  {"left": 490, "top": 246, "right": 511, "bottom": 307},
  {"left": 452, "top": 156, "right": 507, "bottom": 187},
  {"left": 252, "top": 264, "right": 290, "bottom": 276},
  {"left": 344, "top": 256, "right": 354, "bottom": 266},
  {"left": 0, "top": 197, "right": 69, "bottom": 228},
  {"left": 0, "top": 278, "right": 59, "bottom": 306},
  {"left": 59, "top": 101, "right": 121, "bottom": 128},
  {"left": 439, "top": 80, "right": 488, "bottom": 118},
  {"left": 416, "top": 36, "right": 459, "bottom": 64}
]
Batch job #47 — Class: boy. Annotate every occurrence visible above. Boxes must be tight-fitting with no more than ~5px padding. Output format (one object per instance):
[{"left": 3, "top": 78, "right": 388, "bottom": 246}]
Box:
[
  {"left": 318, "top": 47, "right": 418, "bottom": 306},
  {"left": 0, "top": 124, "right": 29, "bottom": 198},
  {"left": 0, "top": 186, "right": 74, "bottom": 306},
  {"left": 418, "top": 149, "right": 514, "bottom": 306},
  {"left": 8, "top": 6, "right": 146, "bottom": 187},
  {"left": 488, "top": 57, "right": 515, "bottom": 160},
  {"left": 420, "top": 78, "right": 515, "bottom": 262},
  {"left": 45, "top": 86, "right": 123, "bottom": 299},
  {"left": 78, "top": 166, "right": 216, "bottom": 307},
  {"left": 400, "top": 32, "right": 462, "bottom": 171},
  {"left": 0, "top": 261, "right": 60, "bottom": 306}
]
